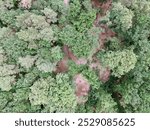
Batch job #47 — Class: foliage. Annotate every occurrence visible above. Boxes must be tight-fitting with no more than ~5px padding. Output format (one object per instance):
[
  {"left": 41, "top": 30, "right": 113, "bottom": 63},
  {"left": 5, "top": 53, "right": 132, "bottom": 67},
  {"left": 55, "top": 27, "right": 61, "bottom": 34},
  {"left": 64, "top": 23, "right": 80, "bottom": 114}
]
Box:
[
  {"left": 98, "top": 49, "right": 137, "bottom": 77},
  {"left": 0, "top": 0, "right": 150, "bottom": 113},
  {"left": 109, "top": 2, "right": 134, "bottom": 32},
  {"left": 29, "top": 74, "right": 77, "bottom": 112}
]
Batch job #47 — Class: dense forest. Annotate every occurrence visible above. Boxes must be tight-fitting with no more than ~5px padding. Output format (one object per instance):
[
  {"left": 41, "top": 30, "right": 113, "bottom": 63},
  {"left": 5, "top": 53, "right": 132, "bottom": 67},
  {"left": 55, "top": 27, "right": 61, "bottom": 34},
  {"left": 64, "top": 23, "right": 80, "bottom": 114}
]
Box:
[{"left": 0, "top": 0, "right": 150, "bottom": 113}]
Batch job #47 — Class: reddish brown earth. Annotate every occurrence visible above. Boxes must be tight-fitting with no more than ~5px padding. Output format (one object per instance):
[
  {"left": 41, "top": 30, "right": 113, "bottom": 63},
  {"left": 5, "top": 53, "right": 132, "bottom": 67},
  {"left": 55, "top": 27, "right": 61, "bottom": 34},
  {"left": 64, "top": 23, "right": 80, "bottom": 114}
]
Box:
[{"left": 55, "top": 0, "right": 117, "bottom": 103}]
